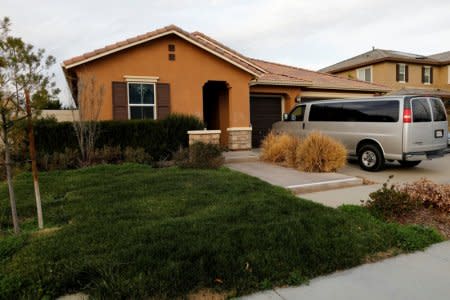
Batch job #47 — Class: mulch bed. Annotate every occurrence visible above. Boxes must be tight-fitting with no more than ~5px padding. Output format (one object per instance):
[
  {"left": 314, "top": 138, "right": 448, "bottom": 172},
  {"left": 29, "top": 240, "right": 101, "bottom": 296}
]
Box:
[{"left": 394, "top": 208, "right": 450, "bottom": 239}]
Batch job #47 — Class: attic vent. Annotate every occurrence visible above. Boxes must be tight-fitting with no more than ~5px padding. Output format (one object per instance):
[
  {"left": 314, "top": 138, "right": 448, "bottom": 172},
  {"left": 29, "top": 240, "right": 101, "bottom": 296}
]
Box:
[
  {"left": 168, "top": 44, "right": 175, "bottom": 52},
  {"left": 169, "top": 53, "right": 176, "bottom": 61}
]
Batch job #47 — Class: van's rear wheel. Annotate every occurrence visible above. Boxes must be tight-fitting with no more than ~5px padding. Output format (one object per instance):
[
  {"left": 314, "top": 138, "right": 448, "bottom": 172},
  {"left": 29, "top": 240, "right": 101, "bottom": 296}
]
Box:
[
  {"left": 398, "top": 160, "right": 421, "bottom": 168},
  {"left": 358, "top": 144, "right": 384, "bottom": 172}
]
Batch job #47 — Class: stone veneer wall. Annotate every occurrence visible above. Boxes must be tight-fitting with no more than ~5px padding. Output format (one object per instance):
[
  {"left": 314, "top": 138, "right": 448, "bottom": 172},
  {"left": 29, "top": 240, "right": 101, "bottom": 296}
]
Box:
[
  {"left": 227, "top": 127, "right": 252, "bottom": 150},
  {"left": 187, "top": 130, "right": 221, "bottom": 145}
]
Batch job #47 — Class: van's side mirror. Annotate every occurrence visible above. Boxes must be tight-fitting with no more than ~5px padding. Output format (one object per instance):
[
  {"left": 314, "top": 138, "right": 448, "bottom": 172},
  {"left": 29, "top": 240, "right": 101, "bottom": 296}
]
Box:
[{"left": 283, "top": 113, "right": 289, "bottom": 121}]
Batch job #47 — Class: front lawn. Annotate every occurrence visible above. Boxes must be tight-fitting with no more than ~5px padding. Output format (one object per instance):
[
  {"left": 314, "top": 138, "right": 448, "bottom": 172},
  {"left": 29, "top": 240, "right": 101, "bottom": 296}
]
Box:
[{"left": 0, "top": 164, "right": 443, "bottom": 299}]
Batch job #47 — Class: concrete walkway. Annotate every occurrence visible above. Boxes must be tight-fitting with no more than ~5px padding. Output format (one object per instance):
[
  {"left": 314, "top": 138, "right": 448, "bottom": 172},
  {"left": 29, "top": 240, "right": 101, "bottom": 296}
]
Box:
[
  {"left": 240, "top": 241, "right": 450, "bottom": 300},
  {"left": 299, "top": 184, "right": 382, "bottom": 207},
  {"left": 226, "top": 161, "right": 362, "bottom": 194}
]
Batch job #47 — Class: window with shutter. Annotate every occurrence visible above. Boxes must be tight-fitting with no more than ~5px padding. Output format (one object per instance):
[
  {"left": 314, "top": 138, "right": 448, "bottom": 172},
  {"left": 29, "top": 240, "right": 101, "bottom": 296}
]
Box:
[
  {"left": 156, "top": 83, "right": 170, "bottom": 119},
  {"left": 397, "top": 64, "right": 406, "bottom": 82},
  {"left": 423, "top": 66, "right": 432, "bottom": 84},
  {"left": 112, "top": 82, "right": 128, "bottom": 120}
]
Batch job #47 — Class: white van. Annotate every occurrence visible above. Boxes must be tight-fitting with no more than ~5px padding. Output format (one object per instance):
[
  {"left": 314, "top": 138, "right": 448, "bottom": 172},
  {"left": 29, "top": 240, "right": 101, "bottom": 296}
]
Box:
[{"left": 272, "top": 96, "right": 448, "bottom": 171}]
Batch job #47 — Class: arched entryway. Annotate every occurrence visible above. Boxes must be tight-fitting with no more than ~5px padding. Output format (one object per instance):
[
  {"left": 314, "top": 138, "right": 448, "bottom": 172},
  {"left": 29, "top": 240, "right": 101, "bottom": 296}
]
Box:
[{"left": 203, "top": 81, "right": 229, "bottom": 145}]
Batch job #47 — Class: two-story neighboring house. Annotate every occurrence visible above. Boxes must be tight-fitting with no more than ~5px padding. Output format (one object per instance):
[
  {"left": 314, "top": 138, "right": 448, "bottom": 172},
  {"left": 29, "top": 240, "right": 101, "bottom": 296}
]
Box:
[{"left": 320, "top": 48, "right": 450, "bottom": 110}]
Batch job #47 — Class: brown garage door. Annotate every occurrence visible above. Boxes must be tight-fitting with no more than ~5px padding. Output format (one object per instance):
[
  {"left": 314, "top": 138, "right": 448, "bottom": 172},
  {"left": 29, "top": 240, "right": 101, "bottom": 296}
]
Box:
[{"left": 250, "top": 95, "right": 282, "bottom": 147}]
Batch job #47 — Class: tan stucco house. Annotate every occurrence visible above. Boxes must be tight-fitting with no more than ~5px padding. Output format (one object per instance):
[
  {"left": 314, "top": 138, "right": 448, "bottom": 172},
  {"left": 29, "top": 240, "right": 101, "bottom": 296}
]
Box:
[
  {"left": 320, "top": 48, "right": 450, "bottom": 106},
  {"left": 62, "top": 25, "right": 389, "bottom": 149}
]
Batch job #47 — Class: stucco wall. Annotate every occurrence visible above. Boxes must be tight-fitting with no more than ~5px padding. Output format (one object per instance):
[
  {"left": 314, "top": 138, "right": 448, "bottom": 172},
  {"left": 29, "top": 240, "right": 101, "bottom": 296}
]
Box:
[
  {"left": 72, "top": 34, "right": 254, "bottom": 127},
  {"left": 336, "top": 62, "right": 450, "bottom": 90}
]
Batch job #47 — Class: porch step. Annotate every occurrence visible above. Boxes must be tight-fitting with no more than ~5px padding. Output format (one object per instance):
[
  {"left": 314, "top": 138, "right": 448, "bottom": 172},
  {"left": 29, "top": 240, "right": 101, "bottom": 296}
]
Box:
[{"left": 223, "top": 150, "right": 260, "bottom": 163}]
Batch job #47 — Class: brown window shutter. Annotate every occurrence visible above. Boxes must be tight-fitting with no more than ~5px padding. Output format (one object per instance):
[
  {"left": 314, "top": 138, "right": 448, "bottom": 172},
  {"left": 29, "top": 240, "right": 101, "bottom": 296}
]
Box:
[
  {"left": 422, "top": 66, "right": 425, "bottom": 83},
  {"left": 112, "top": 82, "right": 128, "bottom": 120},
  {"left": 156, "top": 83, "right": 170, "bottom": 119},
  {"left": 396, "top": 64, "right": 400, "bottom": 81},
  {"left": 405, "top": 65, "right": 409, "bottom": 82},
  {"left": 430, "top": 67, "right": 433, "bottom": 83}
]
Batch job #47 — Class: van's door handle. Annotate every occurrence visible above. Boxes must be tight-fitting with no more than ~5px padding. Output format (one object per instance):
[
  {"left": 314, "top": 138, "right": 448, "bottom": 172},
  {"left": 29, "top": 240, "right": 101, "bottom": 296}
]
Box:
[{"left": 302, "top": 123, "right": 305, "bottom": 130}]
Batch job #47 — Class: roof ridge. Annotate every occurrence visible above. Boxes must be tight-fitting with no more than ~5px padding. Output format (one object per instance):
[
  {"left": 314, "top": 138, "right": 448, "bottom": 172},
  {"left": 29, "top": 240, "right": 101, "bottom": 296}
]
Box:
[
  {"left": 319, "top": 49, "right": 384, "bottom": 71},
  {"left": 191, "top": 31, "right": 267, "bottom": 73},
  {"left": 63, "top": 24, "right": 186, "bottom": 65}
]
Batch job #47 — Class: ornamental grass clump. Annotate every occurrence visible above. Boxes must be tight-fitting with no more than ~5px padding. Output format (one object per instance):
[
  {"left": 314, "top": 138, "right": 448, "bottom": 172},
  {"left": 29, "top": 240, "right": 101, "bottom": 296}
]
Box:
[
  {"left": 260, "top": 132, "right": 301, "bottom": 166},
  {"left": 296, "top": 131, "right": 347, "bottom": 172}
]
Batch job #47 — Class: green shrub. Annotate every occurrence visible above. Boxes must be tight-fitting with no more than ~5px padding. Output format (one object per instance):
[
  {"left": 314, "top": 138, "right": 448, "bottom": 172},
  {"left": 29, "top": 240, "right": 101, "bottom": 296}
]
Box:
[
  {"left": 32, "top": 114, "right": 204, "bottom": 161},
  {"left": 36, "top": 146, "right": 155, "bottom": 171},
  {"left": 162, "top": 114, "right": 205, "bottom": 153},
  {"left": 92, "top": 146, "right": 123, "bottom": 165},
  {"left": 38, "top": 148, "right": 80, "bottom": 171},
  {"left": 174, "top": 142, "right": 224, "bottom": 169},
  {"left": 124, "top": 147, "right": 152, "bottom": 164},
  {"left": 364, "top": 176, "right": 421, "bottom": 219}
]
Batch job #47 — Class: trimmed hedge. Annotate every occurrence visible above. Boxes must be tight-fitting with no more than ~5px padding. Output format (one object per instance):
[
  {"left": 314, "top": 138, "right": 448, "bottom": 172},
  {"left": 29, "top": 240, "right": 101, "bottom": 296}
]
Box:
[{"left": 33, "top": 114, "right": 204, "bottom": 160}]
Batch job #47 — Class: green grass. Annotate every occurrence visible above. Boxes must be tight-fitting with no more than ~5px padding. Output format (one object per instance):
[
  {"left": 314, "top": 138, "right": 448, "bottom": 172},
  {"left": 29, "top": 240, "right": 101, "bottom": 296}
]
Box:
[{"left": 0, "top": 164, "right": 443, "bottom": 299}]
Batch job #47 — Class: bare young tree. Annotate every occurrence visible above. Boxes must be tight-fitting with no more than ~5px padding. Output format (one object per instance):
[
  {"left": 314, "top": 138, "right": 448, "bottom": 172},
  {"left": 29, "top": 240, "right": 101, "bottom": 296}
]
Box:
[
  {"left": 0, "top": 17, "right": 59, "bottom": 233},
  {"left": 71, "top": 74, "right": 104, "bottom": 165}
]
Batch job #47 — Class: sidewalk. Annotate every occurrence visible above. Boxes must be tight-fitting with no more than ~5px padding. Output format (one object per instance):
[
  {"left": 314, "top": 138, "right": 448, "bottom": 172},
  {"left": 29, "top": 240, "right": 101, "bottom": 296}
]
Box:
[{"left": 239, "top": 241, "right": 450, "bottom": 300}]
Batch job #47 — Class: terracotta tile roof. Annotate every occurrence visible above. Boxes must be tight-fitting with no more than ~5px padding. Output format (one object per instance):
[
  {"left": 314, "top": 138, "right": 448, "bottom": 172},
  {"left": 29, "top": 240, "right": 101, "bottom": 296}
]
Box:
[
  {"left": 62, "top": 25, "right": 262, "bottom": 76},
  {"left": 63, "top": 25, "right": 390, "bottom": 92},
  {"left": 319, "top": 48, "right": 443, "bottom": 73},
  {"left": 251, "top": 59, "right": 390, "bottom": 92}
]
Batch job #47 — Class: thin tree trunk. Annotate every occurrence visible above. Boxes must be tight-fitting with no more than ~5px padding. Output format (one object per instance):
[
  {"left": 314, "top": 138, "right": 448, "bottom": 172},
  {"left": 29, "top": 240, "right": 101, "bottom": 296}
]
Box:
[
  {"left": 2, "top": 113, "right": 20, "bottom": 234},
  {"left": 25, "top": 90, "right": 43, "bottom": 229}
]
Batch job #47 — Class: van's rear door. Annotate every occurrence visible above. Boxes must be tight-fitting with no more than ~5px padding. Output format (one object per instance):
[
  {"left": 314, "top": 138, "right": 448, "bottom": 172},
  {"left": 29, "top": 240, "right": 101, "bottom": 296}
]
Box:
[
  {"left": 429, "top": 98, "right": 448, "bottom": 149},
  {"left": 405, "top": 97, "right": 434, "bottom": 152}
]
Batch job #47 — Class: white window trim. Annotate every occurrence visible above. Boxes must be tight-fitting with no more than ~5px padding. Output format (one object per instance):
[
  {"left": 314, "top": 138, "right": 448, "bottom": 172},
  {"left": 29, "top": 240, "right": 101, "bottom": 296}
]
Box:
[
  {"left": 127, "top": 82, "right": 157, "bottom": 120},
  {"left": 398, "top": 63, "right": 406, "bottom": 83},
  {"left": 124, "top": 75, "right": 159, "bottom": 83},
  {"left": 356, "top": 66, "right": 373, "bottom": 82},
  {"left": 423, "top": 66, "right": 431, "bottom": 85}
]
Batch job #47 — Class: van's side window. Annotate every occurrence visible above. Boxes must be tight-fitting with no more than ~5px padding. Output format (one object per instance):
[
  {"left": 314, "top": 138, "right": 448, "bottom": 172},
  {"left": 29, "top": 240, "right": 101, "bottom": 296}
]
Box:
[
  {"left": 289, "top": 105, "right": 306, "bottom": 121},
  {"left": 430, "top": 99, "right": 447, "bottom": 122},
  {"left": 309, "top": 103, "right": 342, "bottom": 121},
  {"left": 412, "top": 99, "right": 432, "bottom": 122},
  {"left": 309, "top": 101, "right": 399, "bottom": 122}
]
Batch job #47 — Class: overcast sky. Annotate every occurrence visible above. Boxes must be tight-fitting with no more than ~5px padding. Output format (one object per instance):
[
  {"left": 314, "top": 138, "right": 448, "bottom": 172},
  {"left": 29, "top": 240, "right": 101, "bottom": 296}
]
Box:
[{"left": 3, "top": 0, "right": 450, "bottom": 105}]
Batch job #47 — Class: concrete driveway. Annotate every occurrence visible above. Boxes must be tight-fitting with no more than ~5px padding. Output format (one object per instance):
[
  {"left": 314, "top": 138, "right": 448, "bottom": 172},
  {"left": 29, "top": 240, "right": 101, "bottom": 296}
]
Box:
[
  {"left": 340, "top": 155, "right": 450, "bottom": 185},
  {"left": 299, "top": 155, "right": 450, "bottom": 208}
]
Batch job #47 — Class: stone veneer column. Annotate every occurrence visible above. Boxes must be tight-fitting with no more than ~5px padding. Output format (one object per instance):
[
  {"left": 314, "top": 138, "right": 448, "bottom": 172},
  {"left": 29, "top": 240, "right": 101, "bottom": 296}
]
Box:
[
  {"left": 227, "top": 127, "right": 252, "bottom": 150},
  {"left": 187, "top": 130, "right": 221, "bottom": 145}
]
